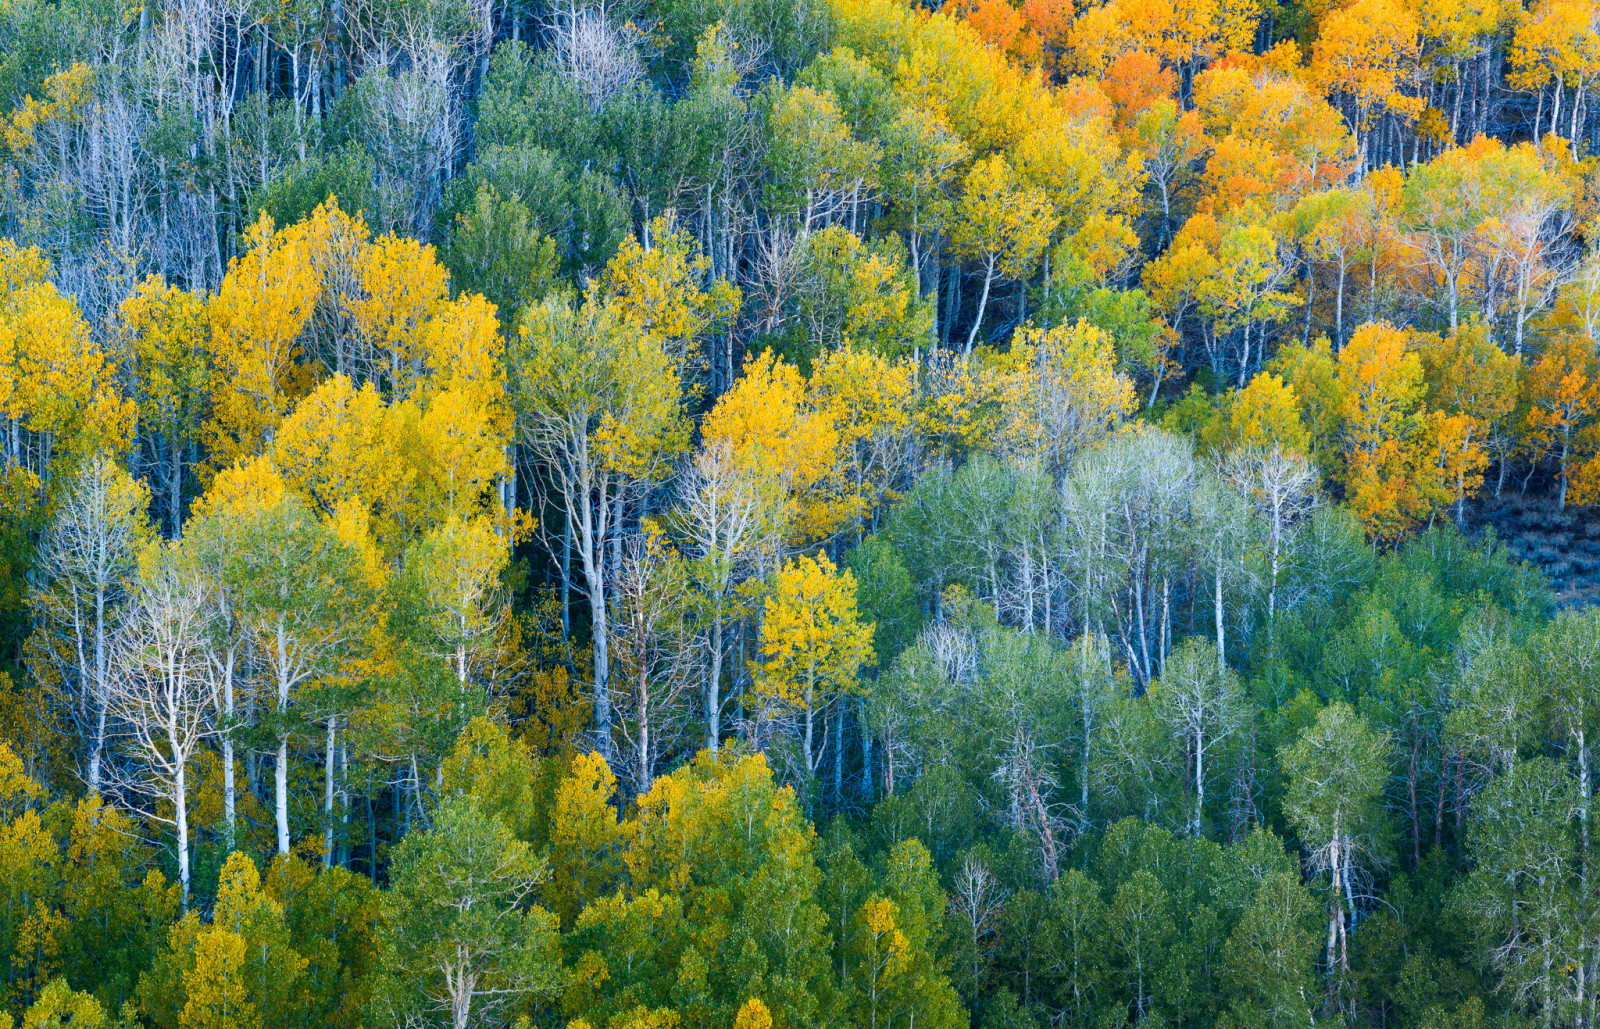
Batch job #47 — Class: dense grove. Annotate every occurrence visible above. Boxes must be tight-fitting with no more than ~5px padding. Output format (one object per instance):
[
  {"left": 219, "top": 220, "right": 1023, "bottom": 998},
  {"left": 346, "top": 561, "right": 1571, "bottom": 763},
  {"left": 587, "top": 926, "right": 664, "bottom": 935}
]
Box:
[{"left": 3, "top": 0, "right": 1600, "bottom": 1025}]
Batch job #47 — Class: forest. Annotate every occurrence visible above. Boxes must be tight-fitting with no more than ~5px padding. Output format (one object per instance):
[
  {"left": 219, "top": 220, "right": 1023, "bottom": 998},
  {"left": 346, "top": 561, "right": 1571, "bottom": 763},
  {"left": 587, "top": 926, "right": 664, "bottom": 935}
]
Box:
[{"left": 2, "top": 0, "right": 1600, "bottom": 1022}]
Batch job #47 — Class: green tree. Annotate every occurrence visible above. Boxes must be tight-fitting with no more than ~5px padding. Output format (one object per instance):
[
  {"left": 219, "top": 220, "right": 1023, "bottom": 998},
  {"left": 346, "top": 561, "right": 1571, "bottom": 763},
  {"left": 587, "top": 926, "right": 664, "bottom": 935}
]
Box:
[
  {"left": 1282, "top": 702, "right": 1392, "bottom": 996},
  {"left": 440, "top": 184, "right": 559, "bottom": 327},
  {"left": 371, "top": 796, "right": 562, "bottom": 1029},
  {"left": 1218, "top": 873, "right": 1320, "bottom": 1029},
  {"left": 225, "top": 498, "right": 369, "bottom": 856}
]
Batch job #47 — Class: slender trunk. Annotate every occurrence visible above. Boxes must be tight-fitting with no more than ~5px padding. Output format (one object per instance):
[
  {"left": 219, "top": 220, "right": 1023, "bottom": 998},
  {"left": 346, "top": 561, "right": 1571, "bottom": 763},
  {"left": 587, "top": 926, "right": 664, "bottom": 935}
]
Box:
[
  {"left": 175, "top": 758, "right": 191, "bottom": 911},
  {"left": 276, "top": 736, "right": 290, "bottom": 855},
  {"left": 706, "top": 615, "right": 723, "bottom": 754},
  {"left": 1581, "top": 726, "right": 1591, "bottom": 880},
  {"left": 832, "top": 704, "right": 844, "bottom": 807},
  {"left": 859, "top": 694, "right": 873, "bottom": 802},
  {"left": 323, "top": 715, "right": 336, "bottom": 868},
  {"left": 966, "top": 259, "right": 996, "bottom": 354},
  {"left": 170, "top": 440, "right": 183, "bottom": 537},
  {"left": 1213, "top": 566, "right": 1225, "bottom": 665}
]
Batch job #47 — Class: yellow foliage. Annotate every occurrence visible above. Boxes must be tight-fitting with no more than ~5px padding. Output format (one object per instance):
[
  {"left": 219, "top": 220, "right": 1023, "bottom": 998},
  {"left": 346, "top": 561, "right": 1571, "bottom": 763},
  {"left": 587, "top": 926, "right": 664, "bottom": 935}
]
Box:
[
  {"left": 600, "top": 215, "right": 740, "bottom": 370},
  {"left": 3, "top": 64, "right": 93, "bottom": 154},
  {"left": 950, "top": 154, "right": 1058, "bottom": 285},
  {"left": 416, "top": 292, "right": 507, "bottom": 418},
  {"left": 348, "top": 234, "right": 449, "bottom": 390},
  {"left": 547, "top": 752, "right": 630, "bottom": 927},
  {"left": 809, "top": 346, "right": 918, "bottom": 515},
  {"left": 0, "top": 282, "right": 136, "bottom": 469},
  {"left": 204, "top": 213, "right": 321, "bottom": 473},
  {"left": 188, "top": 456, "right": 287, "bottom": 523},
  {"left": 1217, "top": 371, "right": 1312, "bottom": 455},
  {"left": 754, "top": 552, "right": 875, "bottom": 716},
  {"left": 20, "top": 978, "right": 106, "bottom": 1029},
  {"left": 701, "top": 352, "right": 848, "bottom": 544},
  {"left": 732, "top": 998, "right": 773, "bottom": 1029}
]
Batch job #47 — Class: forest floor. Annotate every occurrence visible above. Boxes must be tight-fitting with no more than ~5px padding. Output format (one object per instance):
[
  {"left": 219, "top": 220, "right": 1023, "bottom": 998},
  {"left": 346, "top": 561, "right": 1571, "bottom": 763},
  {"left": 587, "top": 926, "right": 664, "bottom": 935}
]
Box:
[{"left": 1474, "top": 496, "right": 1600, "bottom": 606}]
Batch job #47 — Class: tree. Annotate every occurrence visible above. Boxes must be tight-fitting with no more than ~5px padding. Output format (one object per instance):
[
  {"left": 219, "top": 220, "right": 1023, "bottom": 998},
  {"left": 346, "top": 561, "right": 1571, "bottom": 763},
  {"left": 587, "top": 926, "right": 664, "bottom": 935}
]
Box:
[
  {"left": 700, "top": 350, "right": 844, "bottom": 546},
  {"left": 202, "top": 213, "right": 321, "bottom": 474},
  {"left": 108, "top": 541, "right": 215, "bottom": 910},
  {"left": 1219, "top": 872, "right": 1320, "bottom": 1029},
  {"left": 372, "top": 796, "right": 562, "bottom": 1029},
  {"left": 878, "top": 107, "right": 970, "bottom": 294},
  {"left": 29, "top": 456, "right": 149, "bottom": 792},
  {"left": 1520, "top": 334, "right": 1600, "bottom": 508},
  {"left": 401, "top": 516, "right": 509, "bottom": 689},
  {"left": 754, "top": 552, "right": 874, "bottom": 783},
  {"left": 1535, "top": 610, "right": 1600, "bottom": 862},
  {"left": 1198, "top": 214, "right": 1299, "bottom": 387},
  {"left": 1418, "top": 323, "right": 1518, "bottom": 511},
  {"left": 1153, "top": 638, "right": 1248, "bottom": 837},
  {"left": 20, "top": 977, "right": 108, "bottom": 1028},
  {"left": 1108, "top": 870, "right": 1174, "bottom": 1021},
  {"left": 608, "top": 534, "right": 699, "bottom": 794},
  {"left": 672, "top": 441, "right": 775, "bottom": 754},
  {"left": 140, "top": 852, "right": 308, "bottom": 1029},
  {"left": 440, "top": 184, "right": 559, "bottom": 326},
  {"left": 599, "top": 214, "right": 741, "bottom": 374},
  {"left": 508, "top": 294, "right": 687, "bottom": 766},
  {"left": 1455, "top": 757, "right": 1583, "bottom": 1024},
  {"left": 1221, "top": 444, "right": 1318, "bottom": 630},
  {"left": 1191, "top": 473, "right": 1259, "bottom": 664},
  {"left": 121, "top": 278, "right": 209, "bottom": 536},
  {"left": 1336, "top": 322, "right": 1446, "bottom": 541},
  {"left": 1282, "top": 702, "right": 1392, "bottom": 995},
  {"left": 225, "top": 498, "right": 369, "bottom": 855},
  {"left": 949, "top": 155, "right": 1058, "bottom": 353},
  {"left": 997, "top": 322, "right": 1137, "bottom": 477},
  {"left": 1310, "top": 0, "right": 1424, "bottom": 167}
]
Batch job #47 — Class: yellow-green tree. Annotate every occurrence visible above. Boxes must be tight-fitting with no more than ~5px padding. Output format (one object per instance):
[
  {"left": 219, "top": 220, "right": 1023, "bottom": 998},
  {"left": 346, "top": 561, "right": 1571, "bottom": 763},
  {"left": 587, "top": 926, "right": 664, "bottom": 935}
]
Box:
[
  {"left": 121, "top": 278, "right": 210, "bottom": 535},
  {"left": 949, "top": 155, "right": 1058, "bottom": 353},
  {"left": 508, "top": 295, "right": 688, "bottom": 766}
]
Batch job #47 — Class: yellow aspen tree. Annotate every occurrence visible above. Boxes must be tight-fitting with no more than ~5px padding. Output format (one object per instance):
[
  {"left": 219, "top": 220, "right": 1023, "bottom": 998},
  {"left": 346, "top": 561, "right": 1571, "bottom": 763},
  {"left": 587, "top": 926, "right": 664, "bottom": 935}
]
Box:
[
  {"left": 347, "top": 234, "right": 449, "bottom": 396},
  {"left": 509, "top": 296, "right": 688, "bottom": 765},
  {"left": 1509, "top": 0, "right": 1600, "bottom": 139},
  {"left": 1212, "top": 371, "right": 1314, "bottom": 456},
  {"left": 203, "top": 214, "right": 320, "bottom": 475},
  {"left": 1418, "top": 322, "right": 1520, "bottom": 508},
  {"left": 1311, "top": 0, "right": 1425, "bottom": 166},
  {"left": 809, "top": 346, "right": 918, "bottom": 528},
  {"left": 412, "top": 389, "right": 513, "bottom": 526},
  {"left": 2, "top": 283, "right": 135, "bottom": 476},
  {"left": 600, "top": 214, "right": 741, "bottom": 372},
  {"left": 733, "top": 998, "right": 773, "bottom": 1029},
  {"left": 20, "top": 978, "right": 107, "bottom": 1028},
  {"left": 949, "top": 155, "right": 1058, "bottom": 353},
  {"left": 754, "top": 552, "right": 874, "bottom": 779},
  {"left": 1336, "top": 322, "right": 1447, "bottom": 540},
  {"left": 701, "top": 352, "right": 847, "bottom": 546},
  {"left": 122, "top": 278, "right": 210, "bottom": 536},
  {"left": 546, "top": 751, "right": 630, "bottom": 926},
  {"left": 997, "top": 322, "right": 1137, "bottom": 475},
  {"left": 270, "top": 375, "right": 407, "bottom": 524}
]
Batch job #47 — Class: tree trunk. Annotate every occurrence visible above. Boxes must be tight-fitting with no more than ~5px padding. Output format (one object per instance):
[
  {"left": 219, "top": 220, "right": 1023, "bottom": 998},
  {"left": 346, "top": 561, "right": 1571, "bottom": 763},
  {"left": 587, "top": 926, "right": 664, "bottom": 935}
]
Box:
[
  {"left": 324, "top": 715, "right": 336, "bottom": 868},
  {"left": 276, "top": 736, "right": 291, "bottom": 854},
  {"left": 966, "top": 260, "right": 996, "bottom": 354},
  {"left": 175, "top": 757, "right": 191, "bottom": 911},
  {"left": 706, "top": 616, "right": 723, "bottom": 754}
]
